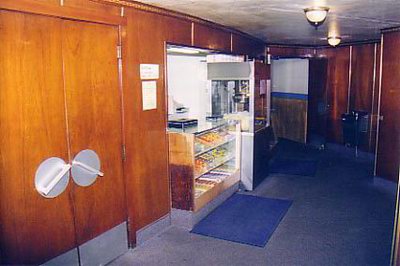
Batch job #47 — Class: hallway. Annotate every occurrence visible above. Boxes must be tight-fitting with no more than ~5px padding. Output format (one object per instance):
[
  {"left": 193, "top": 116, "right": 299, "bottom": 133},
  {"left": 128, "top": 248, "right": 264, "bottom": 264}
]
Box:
[{"left": 111, "top": 141, "right": 397, "bottom": 266}]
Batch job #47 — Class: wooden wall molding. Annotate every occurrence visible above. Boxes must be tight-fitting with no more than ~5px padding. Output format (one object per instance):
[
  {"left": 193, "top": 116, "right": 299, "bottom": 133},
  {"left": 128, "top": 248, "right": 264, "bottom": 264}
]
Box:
[
  {"left": 374, "top": 30, "right": 400, "bottom": 182},
  {"left": 0, "top": 0, "right": 125, "bottom": 25},
  {"left": 381, "top": 26, "right": 400, "bottom": 33},
  {"left": 267, "top": 44, "right": 316, "bottom": 49},
  {"left": 91, "top": 0, "right": 264, "bottom": 45},
  {"left": 314, "top": 39, "right": 380, "bottom": 49},
  {"left": 268, "top": 39, "right": 380, "bottom": 49}
]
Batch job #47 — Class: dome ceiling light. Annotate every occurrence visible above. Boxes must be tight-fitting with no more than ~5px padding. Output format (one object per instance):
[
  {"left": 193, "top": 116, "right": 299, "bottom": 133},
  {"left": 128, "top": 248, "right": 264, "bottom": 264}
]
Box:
[
  {"left": 304, "top": 7, "right": 330, "bottom": 29},
  {"left": 327, "top": 36, "right": 342, "bottom": 47}
]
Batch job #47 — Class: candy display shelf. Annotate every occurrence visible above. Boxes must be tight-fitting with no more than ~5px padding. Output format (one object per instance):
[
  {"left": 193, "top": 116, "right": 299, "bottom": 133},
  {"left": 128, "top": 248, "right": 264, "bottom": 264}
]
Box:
[
  {"left": 168, "top": 121, "right": 241, "bottom": 212},
  {"left": 194, "top": 155, "right": 235, "bottom": 179},
  {"left": 194, "top": 136, "right": 235, "bottom": 157}
]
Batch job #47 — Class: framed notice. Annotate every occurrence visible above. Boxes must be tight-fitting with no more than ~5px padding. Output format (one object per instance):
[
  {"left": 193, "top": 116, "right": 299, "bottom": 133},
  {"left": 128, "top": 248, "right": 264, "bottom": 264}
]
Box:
[
  {"left": 140, "top": 64, "right": 159, "bottom": 80},
  {"left": 142, "top": 81, "right": 157, "bottom": 110}
]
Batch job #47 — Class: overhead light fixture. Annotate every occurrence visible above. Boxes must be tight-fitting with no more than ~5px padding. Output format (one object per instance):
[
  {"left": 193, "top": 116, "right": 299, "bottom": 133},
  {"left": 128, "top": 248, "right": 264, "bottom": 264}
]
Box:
[
  {"left": 304, "top": 7, "right": 329, "bottom": 28},
  {"left": 167, "top": 47, "right": 201, "bottom": 54},
  {"left": 327, "top": 36, "right": 341, "bottom": 47}
]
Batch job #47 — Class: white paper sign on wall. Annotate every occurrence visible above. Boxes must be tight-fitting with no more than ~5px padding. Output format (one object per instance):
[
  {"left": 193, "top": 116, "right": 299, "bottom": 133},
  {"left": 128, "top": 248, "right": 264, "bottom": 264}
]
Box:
[
  {"left": 140, "top": 64, "right": 159, "bottom": 80},
  {"left": 142, "top": 81, "right": 157, "bottom": 110},
  {"left": 260, "top": 80, "right": 267, "bottom": 95}
]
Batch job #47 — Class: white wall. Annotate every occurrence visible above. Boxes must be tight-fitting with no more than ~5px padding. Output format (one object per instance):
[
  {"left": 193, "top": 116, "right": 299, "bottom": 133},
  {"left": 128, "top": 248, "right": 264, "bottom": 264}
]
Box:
[
  {"left": 167, "top": 54, "right": 208, "bottom": 119},
  {"left": 271, "top": 58, "right": 309, "bottom": 94}
]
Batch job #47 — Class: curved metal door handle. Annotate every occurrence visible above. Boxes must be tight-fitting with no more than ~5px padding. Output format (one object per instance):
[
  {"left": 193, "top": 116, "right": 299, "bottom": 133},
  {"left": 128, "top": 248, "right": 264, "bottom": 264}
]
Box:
[
  {"left": 39, "top": 164, "right": 71, "bottom": 195},
  {"left": 72, "top": 160, "right": 104, "bottom": 177},
  {"left": 35, "top": 157, "right": 71, "bottom": 198}
]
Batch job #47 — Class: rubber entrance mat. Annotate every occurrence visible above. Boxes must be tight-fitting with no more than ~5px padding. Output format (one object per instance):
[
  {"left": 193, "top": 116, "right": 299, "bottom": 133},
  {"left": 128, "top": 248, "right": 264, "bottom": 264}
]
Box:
[
  {"left": 269, "top": 158, "right": 318, "bottom": 176},
  {"left": 191, "top": 194, "right": 292, "bottom": 247}
]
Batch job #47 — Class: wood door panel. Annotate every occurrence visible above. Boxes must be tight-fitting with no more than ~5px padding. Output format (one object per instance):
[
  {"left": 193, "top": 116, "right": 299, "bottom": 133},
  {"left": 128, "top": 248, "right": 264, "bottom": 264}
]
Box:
[
  {"left": 62, "top": 20, "right": 126, "bottom": 244},
  {"left": 0, "top": 11, "right": 76, "bottom": 264},
  {"left": 376, "top": 31, "right": 400, "bottom": 182}
]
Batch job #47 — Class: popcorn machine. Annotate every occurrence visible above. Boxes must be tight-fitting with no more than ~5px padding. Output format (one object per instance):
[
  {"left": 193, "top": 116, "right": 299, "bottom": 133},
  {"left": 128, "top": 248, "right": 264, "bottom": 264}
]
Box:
[{"left": 207, "top": 61, "right": 272, "bottom": 190}]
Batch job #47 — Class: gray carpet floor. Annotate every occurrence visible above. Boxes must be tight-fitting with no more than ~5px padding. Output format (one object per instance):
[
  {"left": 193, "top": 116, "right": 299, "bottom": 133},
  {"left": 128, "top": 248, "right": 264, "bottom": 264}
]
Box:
[{"left": 110, "top": 140, "right": 397, "bottom": 266}]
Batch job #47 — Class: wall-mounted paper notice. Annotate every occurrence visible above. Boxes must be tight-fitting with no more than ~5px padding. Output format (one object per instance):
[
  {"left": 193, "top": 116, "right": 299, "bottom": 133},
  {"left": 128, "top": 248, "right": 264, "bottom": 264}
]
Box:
[
  {"left": 260, "top": 80, "right": 267, "bottom": 95},
  {"left": 142, "top": 81, "right": 157, "bottom": 110},
  {"left": 140, "top": 64, "right": 159, "bottom": 80}
]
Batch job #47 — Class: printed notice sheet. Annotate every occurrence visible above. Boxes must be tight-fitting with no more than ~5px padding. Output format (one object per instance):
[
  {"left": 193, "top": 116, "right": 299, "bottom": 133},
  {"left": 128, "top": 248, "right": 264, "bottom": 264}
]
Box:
[
  {"left": 142, "top": 81, "right": 157, "bottom": 110},
  {"left": 140, "top": 64, "right": 159, "bottom": 80}
]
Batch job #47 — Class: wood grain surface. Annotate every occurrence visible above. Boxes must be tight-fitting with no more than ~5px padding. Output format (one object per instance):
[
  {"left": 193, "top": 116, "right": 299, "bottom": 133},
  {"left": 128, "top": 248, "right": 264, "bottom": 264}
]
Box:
[
  {"left": 376, "top": 31, "right": 400, "bottom": 182},
  {"left": 0, "top": 11, "right": 76, "bottom": 264},
  {"left": 62, "top": 19, "right": 126, "bottom": 244}
]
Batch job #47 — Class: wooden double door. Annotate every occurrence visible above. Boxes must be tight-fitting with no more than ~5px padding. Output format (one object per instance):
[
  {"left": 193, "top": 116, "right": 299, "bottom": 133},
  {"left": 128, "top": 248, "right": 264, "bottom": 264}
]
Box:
[{"left": 0, "top": 11, "right": 126, "bottom": 264}]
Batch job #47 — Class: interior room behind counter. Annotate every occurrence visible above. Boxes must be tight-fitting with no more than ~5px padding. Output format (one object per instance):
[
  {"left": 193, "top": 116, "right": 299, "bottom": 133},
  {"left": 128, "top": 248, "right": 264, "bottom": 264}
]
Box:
[{"left": 166, "top": 45, "right": 245, "bottom": 124}]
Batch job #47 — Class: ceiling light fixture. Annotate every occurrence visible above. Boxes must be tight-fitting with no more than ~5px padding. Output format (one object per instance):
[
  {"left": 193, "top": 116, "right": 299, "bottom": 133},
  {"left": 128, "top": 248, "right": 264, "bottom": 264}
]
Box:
[
  {"left": 327, "top": 36, "right": 342, "bottom": 47},
  {"left": 304, "top": 7, "right": 329, "bottom": 28}
]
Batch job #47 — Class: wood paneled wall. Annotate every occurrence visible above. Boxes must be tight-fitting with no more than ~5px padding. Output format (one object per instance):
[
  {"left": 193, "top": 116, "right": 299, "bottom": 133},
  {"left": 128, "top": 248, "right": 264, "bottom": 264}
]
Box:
[
  {"left": 269, "top": 44, "right": 379, "bottom": 151},
  {"left": 350, "top": 44, "right": 380, "bottom": 152},
  {"left": 350, "top": 44, "right": 375, "bottom": 112},
  {"left": 232, "top": 33, "right": 265, "bottom": 58},
  {"left": 316, "top": 47, "right": 351, "bottom": 144},
  {"left": 271, "top": 98, "right": 308, "bottom": 143},
  {"left": 193, "top": 23, "right": 231, "bottom": 52},
  {"left": 2, "top": 0, "right": 390, "bottom": 263},
  {"left": 376, "top": 30, "right": 400, "bottom": 182},
  {"left": 121, "top": 4, "right": 267, "bottom": 246},
  {"left": 269, "top": 46, "right": 315, "bottom": 58},
  {"left": 123, "top": 9, "right": 176, "bottom": 245},
  {"left": 0, "top": 2, "right": 271, "bottom": 262},
  {"left": 316, "top": 45, "right": 380, "bottom": 151}
]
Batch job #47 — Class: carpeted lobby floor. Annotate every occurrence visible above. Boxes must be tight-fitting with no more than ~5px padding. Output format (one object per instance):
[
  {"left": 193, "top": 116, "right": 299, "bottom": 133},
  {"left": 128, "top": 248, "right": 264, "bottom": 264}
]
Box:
[{"left": 110, "top": 140, "right": 397, "bottom": 266}]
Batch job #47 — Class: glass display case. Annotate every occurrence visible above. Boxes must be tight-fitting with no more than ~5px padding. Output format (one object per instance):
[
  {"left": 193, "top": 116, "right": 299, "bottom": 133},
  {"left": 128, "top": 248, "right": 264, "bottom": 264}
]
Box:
[
  {"left": 207, "top": 61, "right": 274, "bottom": 191},
  {"left": 168, "top": 122, "right": 241, "bottom": 211}
]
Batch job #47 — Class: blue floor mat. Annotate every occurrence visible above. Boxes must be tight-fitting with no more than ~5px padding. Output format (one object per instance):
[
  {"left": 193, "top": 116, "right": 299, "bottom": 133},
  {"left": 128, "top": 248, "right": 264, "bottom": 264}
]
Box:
[
  {"left": 269, "top": 158, "right": 318, "bottom": 176},
  {"left": 191, "top": 194, "right": 292, "bottom": 247}
]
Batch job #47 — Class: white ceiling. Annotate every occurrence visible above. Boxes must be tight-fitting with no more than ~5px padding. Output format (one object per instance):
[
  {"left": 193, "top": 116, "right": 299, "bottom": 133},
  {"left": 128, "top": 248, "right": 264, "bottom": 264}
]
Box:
[{"left": 134, "top": 0, "right": 400, "bottom": 46}]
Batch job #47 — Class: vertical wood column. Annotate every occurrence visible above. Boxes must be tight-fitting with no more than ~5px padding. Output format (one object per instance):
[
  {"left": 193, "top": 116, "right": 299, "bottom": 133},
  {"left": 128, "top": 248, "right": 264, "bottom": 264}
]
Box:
[
  {"left": 123, "top": 9, "right": 172, "bottom": 245},
  {"left": 376, "top": 30, "right": 400, "bottom": 182}
]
